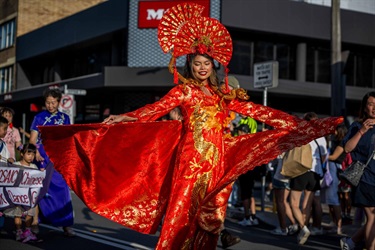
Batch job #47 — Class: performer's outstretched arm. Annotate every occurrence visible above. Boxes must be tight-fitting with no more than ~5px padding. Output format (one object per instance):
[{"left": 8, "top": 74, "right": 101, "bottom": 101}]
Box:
[
  {"left": 228, "top": 99, "right": 302, "bottom": 130},
  {"left": 103, "top": 86, "right": 185, "bottom": 124}
]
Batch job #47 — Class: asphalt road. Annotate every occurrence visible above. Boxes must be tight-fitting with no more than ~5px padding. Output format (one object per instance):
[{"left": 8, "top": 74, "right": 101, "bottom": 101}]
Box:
[{"left": 0, "top": 190, "right": 346, "bottom": 250}]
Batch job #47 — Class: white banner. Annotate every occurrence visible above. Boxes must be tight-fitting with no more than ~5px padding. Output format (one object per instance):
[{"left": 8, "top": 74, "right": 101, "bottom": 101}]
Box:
[
  {"left": 0, "top": 167, "right": 20, "bottom": 186},
  {"left": 0, "top": 164, "right": 47, "bottom": 210}
]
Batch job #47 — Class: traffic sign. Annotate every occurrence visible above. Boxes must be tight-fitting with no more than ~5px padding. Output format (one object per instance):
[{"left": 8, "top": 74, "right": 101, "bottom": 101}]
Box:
[
  {"left": 65, "top": 89, "right": 87, "bottom": 96},
  {"left": 60, "top": 95, "right": 74, "bottom": 109},
  {"left": 254, "top": 61, "right": 279, "bottom": 89},
  {"left": 59, "top": 94, "right": 75, "bottom": 124}
]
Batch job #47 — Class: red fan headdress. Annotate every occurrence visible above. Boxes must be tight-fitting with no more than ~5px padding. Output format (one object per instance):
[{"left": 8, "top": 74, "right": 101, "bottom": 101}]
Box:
[
  {"left": 173, "top": 16, "right": 232, "bottom": 67},
  {"left": 158, "top": 2, "right": 205, "bottom": 54},
  {"left": 157, "top": 2, "right": 233, "bottom": 90}
]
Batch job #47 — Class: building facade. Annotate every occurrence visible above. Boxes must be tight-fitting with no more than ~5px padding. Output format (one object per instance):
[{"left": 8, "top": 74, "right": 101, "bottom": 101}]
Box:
[{"left": 0, "top": 0, "right": 374, "bottom": 127}]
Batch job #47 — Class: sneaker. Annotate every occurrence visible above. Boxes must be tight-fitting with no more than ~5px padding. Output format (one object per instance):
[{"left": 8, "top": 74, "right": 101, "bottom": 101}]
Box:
[
  {"left": 327, "top": 226, "right": 337, "bottom": 234},
  {"left": 344, "top": 214, "right": 352, "bottom": 220},
  {"left": 63, "top": 227, "right": 76, "bottom": 237},
  {"left": 15, "top": 229, "right": 23, "bottom": 241},
  {"left": 327, "top": 221, "right": 336, "bottom": 228},
  {"left": 328, "top": 226, "right": 344, "bottom": 235},
  {"left": 288, "top": 224, "right": 299, "bottom": 235},
  {"left": 220, "top": 230, "right": 241, "bottom": 249},
  {"left": 270, "top": 227, "right": 288, "bottom": 236},
  {"left": 264, "top": 195, "right": 270, "bottom": 202},
  {"left": 238, "top": 218, "right": 252, "bottom": 226},
  {"left": 310, "top": 227, "right": 324, "bottom": 235},
  {"left": 297, "top": 226, "right": 310, "bottom": 245},
  {"left": 31, "top": 224, "right": 39, "bottom": 234},
  {"left": 22, "top": 228, "right": 37, "bottom": 243},
  {"left": 250, "top": 217, "right": 259, "bottom": 226},
  {"left": 340, "top": 237, "right": 354, "bottom": 250}
]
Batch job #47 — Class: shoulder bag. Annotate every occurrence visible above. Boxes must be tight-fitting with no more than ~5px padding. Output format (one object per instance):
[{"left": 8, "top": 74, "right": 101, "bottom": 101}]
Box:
[
  {"left": 281, "top": 144, "right": 312, "bottom": 178},
  {"left": 321, "top": 163, "right": 333, "bottom": 188},
  {"left": 314, "top": 140, "right": 332, "bottom": 188},
  {"left": 339, "top": 149, "right": 375, "bottom": 187}
]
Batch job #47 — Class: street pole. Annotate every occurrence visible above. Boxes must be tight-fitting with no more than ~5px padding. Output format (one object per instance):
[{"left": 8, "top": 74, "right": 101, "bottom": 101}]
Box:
[
  {"left": 331, "top": 0, "right": 345, "bottom": 117},
  {"left": 261, "top": 87, "right": 268, "bottom": 212},
  {"left": 262, "top": 87, "right": 268, "bottom": 129}
]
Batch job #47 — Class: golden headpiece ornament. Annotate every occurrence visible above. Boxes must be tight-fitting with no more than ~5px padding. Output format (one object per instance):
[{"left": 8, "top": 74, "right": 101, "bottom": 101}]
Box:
[
  {"left": 157, "top": 2, "right": 249, "bottom": 105},
  {"left": 158, "top": 3, "right": 232, "bottom": 87}
]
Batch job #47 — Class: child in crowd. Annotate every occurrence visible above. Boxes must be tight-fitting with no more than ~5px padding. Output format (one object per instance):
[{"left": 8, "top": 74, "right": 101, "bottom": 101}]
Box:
[
  {"left": 0, "top": 116, "right": 11, "bottom": 232},
  {"left": 0, "top": 116, "right": 14, "bottom": 163},
  {"left": 4, "top": 143, "right": 40, "bottom": 243},
  {"left": 0, "top": 116, "right": 15, "bottom": 236},
  {"left": 1, "top": 107, "right": 22, "bottom": 161}
]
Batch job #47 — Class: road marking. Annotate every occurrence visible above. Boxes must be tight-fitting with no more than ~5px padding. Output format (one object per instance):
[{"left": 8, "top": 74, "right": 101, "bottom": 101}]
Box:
[{"left": 40, "top": 224, "right": 153, "bottom": 250}]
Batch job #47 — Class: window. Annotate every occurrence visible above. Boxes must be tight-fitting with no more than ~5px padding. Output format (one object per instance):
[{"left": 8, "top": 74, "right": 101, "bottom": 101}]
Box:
[
  {"left": 0, "top": 19, "right": 16, "bottom": 50},
  {"left": 0, "top": 66, "right": 13, "bottom": 94},
  {"left": 254, "top": 41, "right": 274, "bottom": 64},
  {"left": 356, "top": 54, "right": 374, "bottom": 88},
  {"left": 306, "top": 46, "right": 331, "bottom": 83},
  {"left": 229, "top": 41, "right": 252, "bottom": 75},
  {"left": 228, "top": 31, "right": 375, "bottom": 87},
  {"left": 276, "top": 43, "right": 296, "bottom": 80},
  {"left": 343, "top": 53, "right": 375, "bottom": 88},
  {"left": 316, "top": 48, "right": 331, "bottom": 83},
  {"left": 230, "top": 36, "right": 297, "bottom": 81},
  {"left": 344, "top": 53, "right": 355, "bottom": 86}
]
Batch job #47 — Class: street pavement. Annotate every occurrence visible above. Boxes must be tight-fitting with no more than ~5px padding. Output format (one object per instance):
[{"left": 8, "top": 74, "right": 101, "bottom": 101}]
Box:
[
  {"left": 227, "top": 195, "right": 361, "bottom": 239},
  {"left": 0, "top": 181, "right": 363, "bottom": 249},
  {"left": 255, "top": 182, "right": 362, "bottom": 238},
  {"left": 223, "top": 180, "right": 364, "bottom": 249}
]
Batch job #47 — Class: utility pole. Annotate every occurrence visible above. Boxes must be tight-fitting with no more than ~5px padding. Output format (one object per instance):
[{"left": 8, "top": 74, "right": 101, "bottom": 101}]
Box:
[{"left": 331, "top": 0, "right": 346, "bottom": 117}]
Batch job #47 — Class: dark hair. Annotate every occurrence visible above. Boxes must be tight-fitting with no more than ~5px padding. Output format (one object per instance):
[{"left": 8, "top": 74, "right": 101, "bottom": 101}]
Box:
[
  {"left": 335, "top": 123, "right": 348, "bottom": 141},
  {"left": 237, "top": 124, "right": 250, "bottom": 134},
  {"left": 169, "top": 107, "right": 183, "bottom": 120},
  {"left": 43, "top": 88, "right": 62, "bottom": 102},
  {"left": 20, "top": 143, "right": 37, "bottom": 154},
  {"left": 0, "top": 107, "right": 15, "bottom": 116},
  {"left": 359, "top": 91, "right": 375, "bottom": 121},
  {"left": 303, "top": 112, "right": 318, "bottom": 121},
  {"left": 0, "top": 116, "right": 9, "bottom": 126},
  {"left": 183, "top": 53, "right": 219, "bottom": 86}
]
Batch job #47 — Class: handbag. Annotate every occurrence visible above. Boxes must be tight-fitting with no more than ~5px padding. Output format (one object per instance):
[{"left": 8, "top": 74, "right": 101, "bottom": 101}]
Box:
[
  {"left": 321, "top": 163, "right": 333, "bottom": 188},
  {"left": 313, "top": 140, "right": 332, "bottom": 188},
  {"left": 339, "top": 149, "right": 375, "bottom": 187},
  {"left": 281, "top": 144, "right": 312, "bottom": 178}
]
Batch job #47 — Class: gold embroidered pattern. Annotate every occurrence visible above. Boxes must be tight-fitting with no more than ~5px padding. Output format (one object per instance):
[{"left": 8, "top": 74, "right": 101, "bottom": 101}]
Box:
[
  {"left": 97, "top": 195, "right": 161, "bottom": 231},
  {"left": 191, "top": 172, "right": 211, "bottom": 212},
  {"left": 189, "top": 102, "right": 220, "bottom": 166},
  {"left": 181, "top": 171, "right": 212, "bottom": 249}
]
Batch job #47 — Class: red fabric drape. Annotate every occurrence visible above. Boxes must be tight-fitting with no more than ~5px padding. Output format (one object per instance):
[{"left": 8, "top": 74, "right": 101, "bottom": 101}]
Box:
[{"left": 40, "top": 121, "right": 182, "bottom": 234}]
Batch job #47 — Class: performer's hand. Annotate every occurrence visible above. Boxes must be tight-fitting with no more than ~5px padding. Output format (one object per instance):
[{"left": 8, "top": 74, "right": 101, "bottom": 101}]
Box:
[
  {"left": 40, "top": 168, "right": 45, "bottom": 172},
  {"left": 102, "top": 115, "right": 137, "bottom": 124},
  {"left": 7, "top": 158, "right": 15, "bottom": 164}
]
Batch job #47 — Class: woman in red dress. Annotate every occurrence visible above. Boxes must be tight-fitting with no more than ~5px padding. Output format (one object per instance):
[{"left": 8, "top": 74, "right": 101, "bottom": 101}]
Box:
[
  {"left": 102, "top": 51, "right": 342, "bottom": 249},
  {"left": 41, "top": 3, "right": 343, "bottom": 250}
]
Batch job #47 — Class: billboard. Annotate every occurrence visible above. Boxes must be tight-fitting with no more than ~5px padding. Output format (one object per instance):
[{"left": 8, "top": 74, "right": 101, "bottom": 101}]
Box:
[
  {"left": 128, "top": 0, "right": 220, "bottom": 67},
  {"left": 138, "top": 1, "right": 210, "bottom": 29}
]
